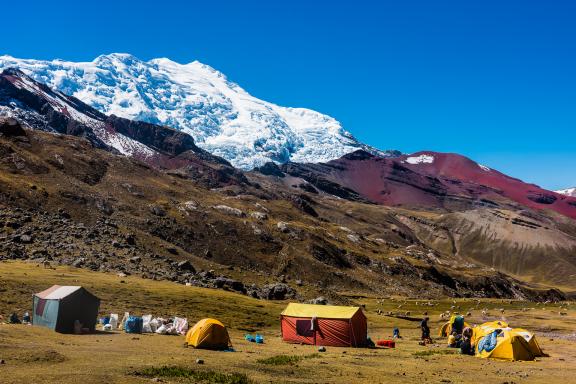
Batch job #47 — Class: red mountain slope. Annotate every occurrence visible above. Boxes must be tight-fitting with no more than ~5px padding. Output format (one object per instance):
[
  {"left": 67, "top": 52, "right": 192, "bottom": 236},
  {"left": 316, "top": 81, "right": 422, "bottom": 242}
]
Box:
[
  {"left": 400, "top": 151, "right": 576, "bottom": 219},
  {"left": 282, "top": 150, "right": 576, "bottom": 220}
]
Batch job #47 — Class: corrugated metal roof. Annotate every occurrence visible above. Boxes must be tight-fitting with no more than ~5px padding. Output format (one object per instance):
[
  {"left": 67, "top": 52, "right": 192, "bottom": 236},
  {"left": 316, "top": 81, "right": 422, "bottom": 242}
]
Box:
[
  {"left": 281, "top": 303, "right": 361, "bottom": 319},
  {"left": 34, "top": 285, "right": 82, "bottom": 300}
]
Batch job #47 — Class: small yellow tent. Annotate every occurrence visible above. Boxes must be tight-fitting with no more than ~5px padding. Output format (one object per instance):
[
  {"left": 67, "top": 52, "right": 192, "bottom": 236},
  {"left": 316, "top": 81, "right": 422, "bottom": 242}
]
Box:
[
  {"left": 438, "top": 314, "right": 471, "bottom": 337},
  {"left": 185, "top": 318, "right": 232, "bottom": 350},
  {"left": 474, "top": 323, "right": 544, "bottom": 361}
]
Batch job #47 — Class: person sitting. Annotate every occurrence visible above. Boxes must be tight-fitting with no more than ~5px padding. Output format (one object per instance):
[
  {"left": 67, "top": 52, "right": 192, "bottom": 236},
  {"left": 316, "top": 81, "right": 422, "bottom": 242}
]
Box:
[
  {"left": 393, "top": 327, "right": 401, "bottom": 339},
  {"left": 460, "top": 327, "right": 474, "bottom": 355},
  {"left": 9, "top": 312, "right": 21, "bottom": 324},
  {"left": 460, "top": 337, "right": 474, "bottom": 355},
  {"left": 448, "top": 331, "right": 462, "bottom": 348},
  {"left": 448, "top": 333, "right": 456, "bottom": 347}
]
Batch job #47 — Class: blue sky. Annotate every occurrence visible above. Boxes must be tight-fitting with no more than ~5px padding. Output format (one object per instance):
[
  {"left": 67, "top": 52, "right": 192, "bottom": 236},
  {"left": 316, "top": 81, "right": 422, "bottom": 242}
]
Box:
[{"left": 2, "top": 1, "right": 575, "bottom": 189}]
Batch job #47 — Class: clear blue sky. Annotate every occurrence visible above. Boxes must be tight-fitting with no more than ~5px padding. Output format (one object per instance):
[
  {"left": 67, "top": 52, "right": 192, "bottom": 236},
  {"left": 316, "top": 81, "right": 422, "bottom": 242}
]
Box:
[{"left": 2, "top": 1, "right": 575, "bottom": 189}]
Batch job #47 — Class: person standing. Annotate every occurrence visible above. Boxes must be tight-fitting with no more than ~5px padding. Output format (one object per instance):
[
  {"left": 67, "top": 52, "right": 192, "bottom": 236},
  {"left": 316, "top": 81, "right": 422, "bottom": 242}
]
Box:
[{"left": 420, "top": 316, "right": 432, "bottom": 344}]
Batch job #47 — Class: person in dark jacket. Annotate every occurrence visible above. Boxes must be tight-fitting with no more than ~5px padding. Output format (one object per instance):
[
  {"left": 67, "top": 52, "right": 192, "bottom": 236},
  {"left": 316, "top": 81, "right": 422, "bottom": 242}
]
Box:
[
  {"left": 460, "top": 327, "right": 475, "bottom": 355},
  {"left": 460, "top": 338, "right": 474, "bottom": 355},
  {"left": 9, "top": 312, "right": 21, "bottom": 324},
  {"left": 420, "top": 317, "right": 432, "bottom": 344}
]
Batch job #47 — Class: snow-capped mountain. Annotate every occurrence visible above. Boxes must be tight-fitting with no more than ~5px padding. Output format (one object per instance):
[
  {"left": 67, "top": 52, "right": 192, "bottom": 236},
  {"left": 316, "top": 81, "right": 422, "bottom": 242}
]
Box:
[
  {"left": 556, "top": 188, "right": 576, "bottom": 197},
  {"left": 0, "top": 68, "right": 249, "bottom": 186},
  {"left": 0, "top": 53, "right": 392, "bottom": 169}
]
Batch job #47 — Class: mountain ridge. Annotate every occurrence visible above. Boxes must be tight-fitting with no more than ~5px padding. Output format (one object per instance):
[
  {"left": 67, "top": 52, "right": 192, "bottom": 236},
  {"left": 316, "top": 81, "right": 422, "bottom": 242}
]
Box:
[
  {"left": 278, "top": 149, "right": 576, "bottom": 220},
  {"left": 0, "top": 68, "right": 248, "bottom": 187},
  {"left": 0, "top": 53, "right": 397, "bottom": 169}
]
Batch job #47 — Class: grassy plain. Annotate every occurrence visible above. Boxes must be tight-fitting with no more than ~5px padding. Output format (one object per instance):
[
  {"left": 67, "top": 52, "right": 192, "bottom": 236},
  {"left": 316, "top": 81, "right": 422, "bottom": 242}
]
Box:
[{"left": 0, "top": 261, "right": 574, "bottom": 383}]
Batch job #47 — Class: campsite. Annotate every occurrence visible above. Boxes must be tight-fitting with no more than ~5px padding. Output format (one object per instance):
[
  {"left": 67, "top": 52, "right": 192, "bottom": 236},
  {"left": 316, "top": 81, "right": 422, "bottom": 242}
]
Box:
[{"left": 1, "top": 261, "right": 575, "bottom": 384}]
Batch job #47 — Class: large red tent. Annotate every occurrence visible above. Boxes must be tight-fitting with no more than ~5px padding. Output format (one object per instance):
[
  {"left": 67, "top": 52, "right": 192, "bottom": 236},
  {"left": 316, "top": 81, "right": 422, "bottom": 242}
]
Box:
[{"left": 280, "top": 303, "right": 367, "bottom": 347}]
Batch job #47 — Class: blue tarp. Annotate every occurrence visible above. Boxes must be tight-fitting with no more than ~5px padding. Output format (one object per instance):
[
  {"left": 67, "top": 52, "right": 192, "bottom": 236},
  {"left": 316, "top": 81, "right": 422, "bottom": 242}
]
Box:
[
  {"left": 478, "top": 330, "right": 498, "bottom": 353},
  {"left": 124, "top": 316, "right": 143, "bottom": 334}
]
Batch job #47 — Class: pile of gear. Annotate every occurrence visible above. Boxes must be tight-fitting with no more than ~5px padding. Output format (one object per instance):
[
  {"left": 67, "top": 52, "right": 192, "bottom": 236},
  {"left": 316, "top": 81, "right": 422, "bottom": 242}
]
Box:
[{"left": 100, "top": 313, "right": 188, "bottom": 335}]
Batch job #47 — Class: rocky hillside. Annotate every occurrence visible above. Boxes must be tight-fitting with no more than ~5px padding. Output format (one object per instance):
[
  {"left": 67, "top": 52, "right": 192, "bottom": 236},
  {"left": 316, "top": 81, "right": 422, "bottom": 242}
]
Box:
[
  {"left": 273, "top": 151, "right": 576, "bottom": 289},
  {"left": 0, "top": 71, "right": 574, "bottom": 301},
  {"left": 0, "top": 119, "right": 570, "bottom": 301}
]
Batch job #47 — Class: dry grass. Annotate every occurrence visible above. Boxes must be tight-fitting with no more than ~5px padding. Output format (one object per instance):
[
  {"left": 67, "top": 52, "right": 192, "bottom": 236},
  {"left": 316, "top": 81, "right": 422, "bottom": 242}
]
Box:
[
  {"left": 133, "top": 366, "right": 252, "bottom": 383},
  {"left": 0, "top": 261, "right": 284, "bottom": 331},
  {"left": 256, "top": 353, "right": 320, "bottom": 365},
  {"left": 0, "top": 261, "right": 575, "bottom": 384}
]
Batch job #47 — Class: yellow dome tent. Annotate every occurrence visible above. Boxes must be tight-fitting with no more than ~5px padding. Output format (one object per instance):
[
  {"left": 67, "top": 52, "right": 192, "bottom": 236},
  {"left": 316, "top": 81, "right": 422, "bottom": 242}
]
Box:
[
  {"left": 473, "top": 322, "right": 544, "bottom": 361},
  {"left": 438, "top": 314, "right": 471, "bottom": 337},
  {"left": 185, "top": 318, "right": 232, "bottom": 350}
]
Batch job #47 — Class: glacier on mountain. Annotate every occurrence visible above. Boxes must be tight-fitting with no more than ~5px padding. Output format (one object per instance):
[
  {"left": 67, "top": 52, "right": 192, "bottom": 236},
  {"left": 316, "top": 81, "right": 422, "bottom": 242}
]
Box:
[{"left": 0, "top": 53, "right": 391, "bottom": 169}]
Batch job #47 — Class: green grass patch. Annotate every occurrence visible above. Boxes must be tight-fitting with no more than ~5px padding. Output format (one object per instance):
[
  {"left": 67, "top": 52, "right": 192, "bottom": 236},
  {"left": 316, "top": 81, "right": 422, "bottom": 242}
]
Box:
[
  {"left": 134, "top": 366, "right": 251, "bottom": 384},
  {"left": 257, "top": 353, "right": 321, "bottom": 365},
  {"left": 412, "top": 349, "right": 458, "bottom": 357}
]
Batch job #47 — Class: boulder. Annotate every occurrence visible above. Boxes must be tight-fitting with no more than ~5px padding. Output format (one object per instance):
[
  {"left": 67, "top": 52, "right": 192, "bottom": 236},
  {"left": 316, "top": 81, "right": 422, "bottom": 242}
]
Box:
[
  {"left": 214, "top": 277, "right": 246, "bottom": 293},
  {"left": 177, "top": 260, "right": 195, "bottom": 272},
  {"left": 125, "top": 234, "right": 136, "bottom": 246},
  {"left": 149, "top": 205, "right": 166, "bottom": 217},
  {"left": 0, "top": 118, "right": 26, "bottom": 137},
  {"left": 250, "top": 211, "right": 268, "bottom": 221},
  {"left": 71, "top": 258, "right": 85, "bottom": 268},
  {"left": 260, "top": 283, "right": 295, "bottom": 300},
  {"left": 276, "top": 221, "right": 290, "bottom": 233},
  {"left": 310, "top": 296, "right": 328, "bottom": 305},
  {"left": 212, "top": 205, "right": 245, "bottom": 217},
  {"left": 18, "top": 234, "right": 32, "bottom": 244}
]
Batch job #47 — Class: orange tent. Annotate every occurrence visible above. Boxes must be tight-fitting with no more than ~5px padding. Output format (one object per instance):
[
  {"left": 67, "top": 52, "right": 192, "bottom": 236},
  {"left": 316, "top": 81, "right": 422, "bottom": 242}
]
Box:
[
  {"left": 280, "top": 303, "right": 367, "bottom": 347},
  {"left": 185, "top": 318, "right": 232, "bottom": 350}
]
